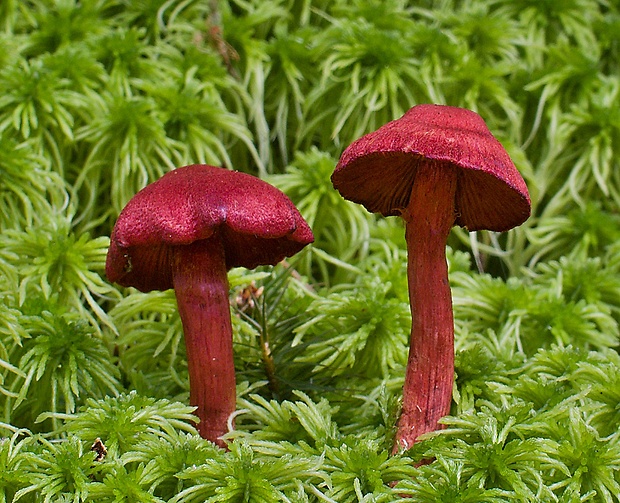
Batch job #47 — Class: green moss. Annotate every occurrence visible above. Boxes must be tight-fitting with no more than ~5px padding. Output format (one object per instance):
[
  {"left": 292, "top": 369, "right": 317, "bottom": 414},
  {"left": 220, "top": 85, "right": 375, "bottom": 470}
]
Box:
[{"left": 1, "top": 0, "right": 620, "bottom": 500}]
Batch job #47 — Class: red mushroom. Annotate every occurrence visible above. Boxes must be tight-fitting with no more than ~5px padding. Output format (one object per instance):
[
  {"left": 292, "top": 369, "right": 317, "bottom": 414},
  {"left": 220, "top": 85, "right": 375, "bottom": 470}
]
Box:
[
  {"left": 106, "top": 165, "right": 313, "bottom": 447},
  {"left": 331, "top": 104, "right": 530, "bottom": 452}
]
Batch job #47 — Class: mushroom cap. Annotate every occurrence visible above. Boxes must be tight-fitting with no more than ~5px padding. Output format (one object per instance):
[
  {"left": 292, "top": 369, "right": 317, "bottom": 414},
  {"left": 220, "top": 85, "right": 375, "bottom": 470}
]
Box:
[
  {"left": 106, "top": 165, "right": 314, "bottom": 292},
  {"left": 331, "top": 104, "right": 531, "bottom": 232}
]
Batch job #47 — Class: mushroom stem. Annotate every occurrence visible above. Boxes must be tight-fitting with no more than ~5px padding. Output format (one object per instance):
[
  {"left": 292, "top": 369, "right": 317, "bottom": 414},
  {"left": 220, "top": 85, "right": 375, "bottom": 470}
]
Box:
[
  {"left": 393, "top": 162, "right": 457, "bottom": 453},
  {"left": 172, "top": 236, "right": 236, "bottom": 448}
]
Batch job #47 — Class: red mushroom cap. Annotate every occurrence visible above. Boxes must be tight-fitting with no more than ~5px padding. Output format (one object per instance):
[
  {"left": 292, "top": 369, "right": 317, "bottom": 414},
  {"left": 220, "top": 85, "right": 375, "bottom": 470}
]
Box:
[
  {"left": 106, "top": 165, "right": 314, "bottom": 292},
  {"left": 331, "top": 104, "right": 531, "bottom": 232}
]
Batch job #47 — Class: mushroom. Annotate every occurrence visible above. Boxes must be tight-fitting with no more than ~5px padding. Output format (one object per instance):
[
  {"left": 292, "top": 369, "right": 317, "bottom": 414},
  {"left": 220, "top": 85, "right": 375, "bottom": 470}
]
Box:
[
  {"left": 331, "top": 104, "right": 530, "bottom": 452},
  {"left": 106, "top": 165, "right": 314, "bottom": 447}
]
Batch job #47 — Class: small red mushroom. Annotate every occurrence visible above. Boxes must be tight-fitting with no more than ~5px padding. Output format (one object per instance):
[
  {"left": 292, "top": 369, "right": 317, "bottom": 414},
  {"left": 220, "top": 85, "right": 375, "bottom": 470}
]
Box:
[
  {"left": 106, "top": 165, "right": 313, "bottom": 447},
  {"left": 331, "top": 104, "right": 530, "bottom": 452}
]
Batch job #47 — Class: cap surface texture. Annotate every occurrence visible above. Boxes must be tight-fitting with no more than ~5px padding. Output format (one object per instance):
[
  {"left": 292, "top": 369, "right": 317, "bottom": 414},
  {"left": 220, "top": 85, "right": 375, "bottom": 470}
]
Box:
[
  {"left": 106, "top": 165, "right": 314, "bottom": 292},
  {"left": 331, "top": 104, "right": 531, "bottom": 231}
]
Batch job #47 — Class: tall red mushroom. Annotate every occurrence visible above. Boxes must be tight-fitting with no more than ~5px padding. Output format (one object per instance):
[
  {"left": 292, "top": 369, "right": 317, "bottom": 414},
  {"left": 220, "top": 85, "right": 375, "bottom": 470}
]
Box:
[
  {"left": 106, "top": 165, "right": 313, "bottom": 447},
  {"left": 331, "top": 104, "right": 530, "bottom": 452}
]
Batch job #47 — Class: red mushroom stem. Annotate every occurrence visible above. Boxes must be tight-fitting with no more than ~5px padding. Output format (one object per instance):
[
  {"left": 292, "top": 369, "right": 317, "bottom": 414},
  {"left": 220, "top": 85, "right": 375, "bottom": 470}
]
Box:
[
  {"left": 171, "top": 236, "right": 237, "bottom": 448},
  {"left": 393, "top": 162, "right": 457, "bottom": 452}
]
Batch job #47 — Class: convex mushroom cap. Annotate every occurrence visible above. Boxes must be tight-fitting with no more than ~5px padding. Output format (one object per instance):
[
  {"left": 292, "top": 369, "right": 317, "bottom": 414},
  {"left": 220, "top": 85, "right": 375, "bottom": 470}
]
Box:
[
  {"left": 331, "top": 103, "right": 531, "bottom": 231},
  {"left": 106, "top": 164, "right": 314, "bottom": 290}
]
